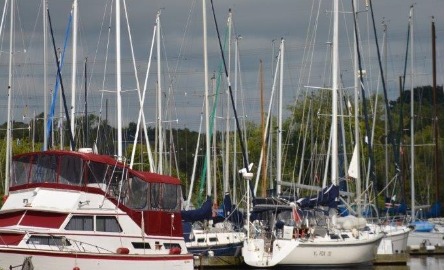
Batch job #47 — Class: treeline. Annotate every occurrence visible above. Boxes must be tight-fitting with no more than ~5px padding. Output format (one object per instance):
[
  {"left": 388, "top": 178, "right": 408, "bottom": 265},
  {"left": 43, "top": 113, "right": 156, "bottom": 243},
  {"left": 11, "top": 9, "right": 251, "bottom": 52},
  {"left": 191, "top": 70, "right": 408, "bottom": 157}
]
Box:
[{"left": 0, "top": 85, "right": 442, "bottom": 208}]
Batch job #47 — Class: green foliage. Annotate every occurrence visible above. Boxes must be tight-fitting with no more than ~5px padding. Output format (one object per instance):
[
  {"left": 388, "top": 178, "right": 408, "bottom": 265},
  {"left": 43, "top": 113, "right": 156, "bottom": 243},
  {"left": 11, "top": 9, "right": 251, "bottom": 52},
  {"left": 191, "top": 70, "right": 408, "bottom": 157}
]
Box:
[{"left": 0, "top": 85, "right": 441, "bottom": 209}]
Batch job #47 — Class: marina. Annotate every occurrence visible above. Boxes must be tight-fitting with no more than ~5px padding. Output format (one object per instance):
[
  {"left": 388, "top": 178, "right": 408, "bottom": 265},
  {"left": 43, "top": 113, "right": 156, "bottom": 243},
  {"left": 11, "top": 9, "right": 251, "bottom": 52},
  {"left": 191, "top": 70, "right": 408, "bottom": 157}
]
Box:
[{"left": 0, "top": 0, "right": 442, "bottom": 269}]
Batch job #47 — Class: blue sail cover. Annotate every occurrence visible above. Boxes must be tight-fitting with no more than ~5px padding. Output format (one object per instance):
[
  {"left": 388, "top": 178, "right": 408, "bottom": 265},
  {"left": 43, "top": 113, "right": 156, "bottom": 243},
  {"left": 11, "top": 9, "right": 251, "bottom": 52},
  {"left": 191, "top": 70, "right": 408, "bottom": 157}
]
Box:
[
  {"left": 221, "top": 193, "right": 244, "bottom": 229},
  {"left": 181, "top": 196, "right": 213, "bottom": 222},
  {"left": 296, "top": 184, "right": 339, "bottom": 209}
]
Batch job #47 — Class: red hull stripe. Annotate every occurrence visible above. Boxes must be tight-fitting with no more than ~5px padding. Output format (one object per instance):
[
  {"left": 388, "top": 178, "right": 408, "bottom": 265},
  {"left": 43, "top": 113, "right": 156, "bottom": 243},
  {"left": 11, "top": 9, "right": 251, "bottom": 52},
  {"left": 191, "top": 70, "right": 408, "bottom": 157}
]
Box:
[
  {"left": 20, "top": 211, "right": 67, "bottom": 228},
  {"left": 0, "top": 248, "right": 193, "bottom": 261}
]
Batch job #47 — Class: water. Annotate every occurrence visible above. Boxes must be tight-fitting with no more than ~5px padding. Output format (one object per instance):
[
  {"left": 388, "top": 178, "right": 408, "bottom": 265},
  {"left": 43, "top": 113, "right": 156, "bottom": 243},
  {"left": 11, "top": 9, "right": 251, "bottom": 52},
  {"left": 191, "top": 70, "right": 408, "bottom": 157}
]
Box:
[
  {"left": 214, "top": 256, "right": 443, "bottom": 270},
  {"left": 406, "top": 256, "right": 443, "bottom": 270}
]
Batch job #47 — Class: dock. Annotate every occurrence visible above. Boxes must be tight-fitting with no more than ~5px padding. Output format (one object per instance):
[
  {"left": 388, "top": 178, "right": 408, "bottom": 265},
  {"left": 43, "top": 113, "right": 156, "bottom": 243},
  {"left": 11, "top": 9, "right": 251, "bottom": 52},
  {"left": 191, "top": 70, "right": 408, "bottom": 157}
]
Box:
[
  {"left": 374, "top": 253, "right": 409, "bottom": 265},
  {"left": 408, "top": 244, "right": 444, "bottom": 255},
  {"left": 194, "top": 255, "right": 244, "bottom": 269}
]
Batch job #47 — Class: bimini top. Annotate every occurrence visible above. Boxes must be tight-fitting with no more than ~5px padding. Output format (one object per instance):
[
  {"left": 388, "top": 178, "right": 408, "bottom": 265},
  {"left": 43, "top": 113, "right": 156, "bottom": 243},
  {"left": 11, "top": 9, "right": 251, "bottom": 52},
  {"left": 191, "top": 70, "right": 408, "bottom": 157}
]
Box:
[{"left": 10, "top": 150, "right": 181, "bottom": 190}]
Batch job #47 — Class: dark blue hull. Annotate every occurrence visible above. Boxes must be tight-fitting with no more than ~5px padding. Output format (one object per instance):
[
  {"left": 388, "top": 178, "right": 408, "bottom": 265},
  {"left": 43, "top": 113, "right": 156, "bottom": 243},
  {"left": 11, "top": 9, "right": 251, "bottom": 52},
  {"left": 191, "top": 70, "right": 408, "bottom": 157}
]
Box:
[{"left": 187, "top": 242, "right": 243, "bottom": 256}]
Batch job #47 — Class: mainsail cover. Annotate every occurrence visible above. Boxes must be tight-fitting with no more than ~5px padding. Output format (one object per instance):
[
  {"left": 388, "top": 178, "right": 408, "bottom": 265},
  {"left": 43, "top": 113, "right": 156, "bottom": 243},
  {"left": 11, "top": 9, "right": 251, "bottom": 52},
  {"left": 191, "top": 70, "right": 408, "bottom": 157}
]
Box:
[
  {"left": 296, "top": 184, "right": 339, "bottom": 209},
  {"left": 181, "top": 196, "right": 213, "bottom": 222}
]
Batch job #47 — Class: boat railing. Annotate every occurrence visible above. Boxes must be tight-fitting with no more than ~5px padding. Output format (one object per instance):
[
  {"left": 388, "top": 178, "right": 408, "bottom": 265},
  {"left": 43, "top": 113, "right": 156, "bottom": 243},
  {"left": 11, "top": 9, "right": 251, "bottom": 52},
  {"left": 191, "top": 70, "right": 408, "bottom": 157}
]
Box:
[{"left": 25, "top": 234, "right": 115, "bottom": 254}]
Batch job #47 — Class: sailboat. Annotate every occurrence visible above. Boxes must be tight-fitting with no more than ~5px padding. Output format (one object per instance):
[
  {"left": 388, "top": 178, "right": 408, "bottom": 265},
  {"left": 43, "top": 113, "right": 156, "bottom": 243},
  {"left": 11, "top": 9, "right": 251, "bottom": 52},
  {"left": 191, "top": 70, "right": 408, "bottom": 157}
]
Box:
[
  {"left": 406, "top": 7, "right": 443, "bottom": 248},
  {"left": 0, "top": 1, "right": 193, "bottom": 269},
  {"left": 241, "top": 2, "right": 383, "bottom": 267},
  {"left": 180, "top": 5, "right": 245, "bottom": 258},
  {"left": 345, "top": 1, "right": 411, "bottom": 255}
]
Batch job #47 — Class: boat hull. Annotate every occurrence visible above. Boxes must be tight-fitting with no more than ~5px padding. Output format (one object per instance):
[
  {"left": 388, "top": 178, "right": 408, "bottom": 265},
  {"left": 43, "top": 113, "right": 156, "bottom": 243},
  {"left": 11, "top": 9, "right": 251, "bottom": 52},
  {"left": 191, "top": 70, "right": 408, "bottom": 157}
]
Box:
[
  {"left": 187, "top": 242, "right": 242, "bottom": 256},
  {"left": 243, "top": 234, "right": 383, "bottom": 267},
  {"left": 0, "top": 247, "right": 194, "bottom": 270},
  {"left": 382, "top": 228, "right": 411, "bottom": 253}
]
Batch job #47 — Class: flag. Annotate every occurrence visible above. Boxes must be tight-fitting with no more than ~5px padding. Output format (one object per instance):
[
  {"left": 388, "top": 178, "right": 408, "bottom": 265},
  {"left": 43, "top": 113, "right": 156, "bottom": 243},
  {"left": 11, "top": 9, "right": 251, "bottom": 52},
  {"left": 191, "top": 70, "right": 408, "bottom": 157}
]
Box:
[{"left": 292, "top": 207, "right": 301, "bottom": 223}]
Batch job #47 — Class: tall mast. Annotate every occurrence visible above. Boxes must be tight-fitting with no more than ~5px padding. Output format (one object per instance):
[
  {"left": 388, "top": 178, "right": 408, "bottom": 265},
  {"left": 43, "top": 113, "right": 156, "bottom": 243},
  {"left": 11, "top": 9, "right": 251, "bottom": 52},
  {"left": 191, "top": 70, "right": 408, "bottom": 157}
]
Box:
[
  {"left": 232, "top": 35, "right": 240, "bottom": 202},
  {"left": 224, "top": 9, "right": 231, "bottom": 194},
  {"left": 202, "top": 0, "right": 211, "bottom": 197},
  {"left": 116, "top": 0, "right": 122, "bottom": 159},
  {"left": 5, "top": 0, "right": 14, "bottom": 195},
  {"left": 276, "top": 38, "right": 284, "bottom": 196},
  {"left": 331, "top": 0, "right": 339, "bottom": 186},
  {"left": 84, "top": 57, "right": 88, "bottom": 147},
  {"left": 260, "top": 59, "right": 267, "bottom": 197},
  {"left": 409, "top": 5, "right": 415, "bottom": 222},
  {"left": 43, "top": 0, "right": 48, "bottom": 151},
  {"left": 156, "top": 11, "right": 163, "bottom": 173},
  {"left": 70, "top": 0, "right": 78, "bottom": 149},
  {"left": 383, "top": 19, "right": 388, "bottom": 199},
  {"left": 431, "top": 18, "right": 440, "bottom": 203},
  {"left": 353, "top": 0, "right": 361, "bottom": 212}
]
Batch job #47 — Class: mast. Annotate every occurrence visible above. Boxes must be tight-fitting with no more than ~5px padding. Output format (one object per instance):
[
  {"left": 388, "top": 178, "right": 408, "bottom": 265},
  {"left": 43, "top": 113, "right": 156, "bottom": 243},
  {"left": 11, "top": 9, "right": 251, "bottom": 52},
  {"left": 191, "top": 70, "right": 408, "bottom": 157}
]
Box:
[
  {"left": 116, "top": 0, "right": 122, "bottom": 159},
  {"left": 353, "top": 0, "right": 361, "bottom": 213},
  {"left": 260, "top": 59, "right": 267, "bottom": 197},
  {"left": 383, "top": 19, "right": 388, "bottom": 199},
  {"left": 59, "top": 49, "right": 63, "bottom": 149},
  {"left": 156, "top": 11, "right": 163, "bottom": 173},
  {"left": 224, "top": 9, "right": 231, "bottom": 194},
  {"left": 331, "top": 0, "right": 339, "bottom": 186},
  {"left": 70, "top": 0, "right": 77, "bottom": 149},
  {"left": 84, "top": 57, "right": 88, "bottom": 147},
  {"left": 276, "top": 38, "right": 284, "bottom": 196},
  {"left": 409, "top": 5, "right": 415, "bottom": 222},
  {"left": 431, "top": 18, "right": 440, "bottom": 203},
  {"left": 202, "top": 0, "right": 211, "bottom": 197},
  {"left": 5, "top": 0, "right": 14, "bottom": 195},
  {"left": 43, "top": 0, "right": 48, "bottom": 151},
  {"left": 232, "top": 35, "right": 240, "bottom": 202}
]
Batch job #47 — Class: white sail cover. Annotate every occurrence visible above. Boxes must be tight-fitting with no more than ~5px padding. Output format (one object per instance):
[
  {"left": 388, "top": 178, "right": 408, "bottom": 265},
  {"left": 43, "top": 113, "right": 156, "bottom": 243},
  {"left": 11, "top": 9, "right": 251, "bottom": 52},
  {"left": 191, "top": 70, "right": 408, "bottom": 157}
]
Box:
[{"left": 348, "top": 144, "right": 359, "bottom": 179}]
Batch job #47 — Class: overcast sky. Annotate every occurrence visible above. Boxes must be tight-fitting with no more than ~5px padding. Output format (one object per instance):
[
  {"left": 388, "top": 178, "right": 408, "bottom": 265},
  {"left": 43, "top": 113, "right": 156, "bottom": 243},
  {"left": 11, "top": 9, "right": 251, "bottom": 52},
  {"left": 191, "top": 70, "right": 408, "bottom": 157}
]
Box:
[{"left": 0, "top": 0, "right": 442, "bottom": 133}]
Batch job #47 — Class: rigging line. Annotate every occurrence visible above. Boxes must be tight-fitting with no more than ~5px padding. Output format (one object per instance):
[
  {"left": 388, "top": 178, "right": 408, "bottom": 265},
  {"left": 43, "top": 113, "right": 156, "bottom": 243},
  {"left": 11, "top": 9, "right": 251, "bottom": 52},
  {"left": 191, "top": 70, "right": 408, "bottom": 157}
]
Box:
[
  {"left": 368, "top": 0, "right": 401, "bottom": 176},
  {"left": 123, "top": 0, "right": 154, "bottom": 171},
  {"left": 88, "top": 0, "right": 111, "bottom": 96},
  {"left": 46, "top": 7, "right": 75, "bottom": 150},
  {"left": 399, "top": 15, "right": 411, "bottom": 151},
  {"left": 0, "top": 0, "right": 8, "bottom": 59},
  {"left": 352, "top": 0, "right": 376, "bottom": 198},
  {"left": 236, "top": 40, "right": 250, "bottom": 163},
  {"left": 209, "top": 0, "right": 249, "bottom": 173},
  {"left": 94, "top": 1, "right": 113, "bottom": 149},
  {"left": 341, "top": 0, "right": 354, "bottom": 72},
  {"left": 290, "top": 0, "right": 322, "bottom": 186},
  {"left": 197, "top": 25, "right": 229, "bottom": 205}
]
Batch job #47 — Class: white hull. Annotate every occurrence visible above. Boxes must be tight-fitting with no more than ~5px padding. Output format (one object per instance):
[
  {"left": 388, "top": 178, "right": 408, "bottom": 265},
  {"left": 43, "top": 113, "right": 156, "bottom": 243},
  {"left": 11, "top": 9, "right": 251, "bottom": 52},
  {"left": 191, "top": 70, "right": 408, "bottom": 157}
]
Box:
[
  {"left": 0, "top": 248, "right": 193, "bottom": 270},
  {"left": 408, "top": 231, "right": 444, "bottom": 246},
  {"left": 369, "top": 224, "right": 411, "bottom": 254},
  {"left": 408, "top": 220, "right": 444, "bottom": 246},
  {"left": 382, "top": 227, "right": 411, "bottom": 253},
  {"left": 242, "top": 234, "right": 383, "bottom": 267}
]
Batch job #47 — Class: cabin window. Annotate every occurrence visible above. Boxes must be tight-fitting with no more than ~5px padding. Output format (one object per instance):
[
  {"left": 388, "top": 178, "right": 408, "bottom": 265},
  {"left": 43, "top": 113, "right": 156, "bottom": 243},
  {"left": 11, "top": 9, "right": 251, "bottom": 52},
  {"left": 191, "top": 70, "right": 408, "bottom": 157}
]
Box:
[
  {"left": 150, "top": 183, "right": 161, "bottom": 209},
  {"left": 197, "top": 238, "right": 205, "bottom": 243},
  {"left": 26, "top": 235, "right": 71, "bottom": 246},
  {"left": 11, "top": 157, "right": 32, "bottom": 186},
  {"left": 30, "top": 155, "right": 58, "bottom": 183},
  {"left": 132, "top": 242, "right": 151, "bottom": 249},
  {"left": 59, "top": 156, "right": 83, "bottom": 185},
  {"left": 96, "top": 216, "right": 122, "bottom": 232},
  {"left": 208, "top": 237, "right": 218, "bottom": 242},
  {"left": 65, "top": 216, "right": 93, "bottom": 231},
  {"left": 162, "top": 184, "right": 180, "bottom": 211},
  {"left": 123, "top": 176, "right": 148, "bottom": 210},
  {"left": 164, "top": 243, "right": 181, "bottom": 249},
  {"left": 150, "top": 183, "right": 180, "bottom": 212},
  {"left": 86, "top": 162, "right": 109, "bottom": 185}
]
